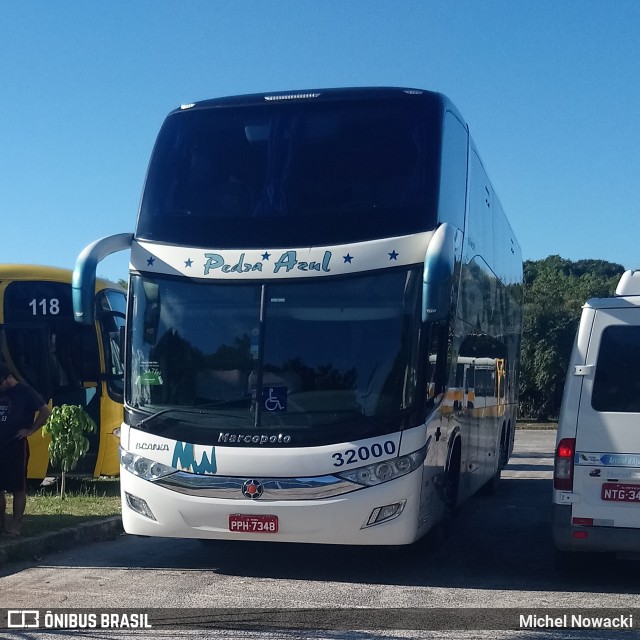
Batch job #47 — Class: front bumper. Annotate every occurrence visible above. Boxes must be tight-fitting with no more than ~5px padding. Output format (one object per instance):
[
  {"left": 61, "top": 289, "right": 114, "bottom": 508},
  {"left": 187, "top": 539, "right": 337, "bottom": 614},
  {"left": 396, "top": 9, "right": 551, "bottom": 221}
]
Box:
[{"left": 121, "top": 467, "right": 424, "bottom": 546}]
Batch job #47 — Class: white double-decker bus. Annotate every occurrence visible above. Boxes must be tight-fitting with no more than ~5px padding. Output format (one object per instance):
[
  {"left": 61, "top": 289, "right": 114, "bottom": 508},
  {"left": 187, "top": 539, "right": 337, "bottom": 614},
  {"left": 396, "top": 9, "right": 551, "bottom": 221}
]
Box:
[{"left": 74, "top": 88, "right": 522, "bottom": 545}]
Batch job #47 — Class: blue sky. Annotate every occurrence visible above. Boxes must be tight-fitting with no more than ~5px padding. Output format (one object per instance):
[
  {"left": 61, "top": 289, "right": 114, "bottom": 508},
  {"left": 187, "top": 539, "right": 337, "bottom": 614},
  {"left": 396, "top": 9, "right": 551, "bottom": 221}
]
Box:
[{"left": 2, "top": 1, "right": 639, "bottom": 282}]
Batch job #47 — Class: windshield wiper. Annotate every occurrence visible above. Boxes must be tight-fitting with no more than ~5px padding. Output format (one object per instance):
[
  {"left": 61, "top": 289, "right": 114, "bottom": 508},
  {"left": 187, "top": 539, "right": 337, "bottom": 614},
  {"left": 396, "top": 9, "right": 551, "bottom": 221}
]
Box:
[
  {"left": 131, "top": 405, "right": 252, "bottom": 430},
  {"left": 192, "top": 399, "right": 252, "bottom": 410},
  {"left": 135, "top": 407, "right": 178, "bottom": 429}
]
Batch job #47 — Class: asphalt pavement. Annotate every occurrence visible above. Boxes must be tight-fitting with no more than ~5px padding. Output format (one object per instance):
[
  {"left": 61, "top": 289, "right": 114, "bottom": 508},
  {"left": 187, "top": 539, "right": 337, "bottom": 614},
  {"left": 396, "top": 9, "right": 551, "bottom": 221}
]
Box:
[{"left": 0, "top": 515, "right": 123, "bottom": 566}]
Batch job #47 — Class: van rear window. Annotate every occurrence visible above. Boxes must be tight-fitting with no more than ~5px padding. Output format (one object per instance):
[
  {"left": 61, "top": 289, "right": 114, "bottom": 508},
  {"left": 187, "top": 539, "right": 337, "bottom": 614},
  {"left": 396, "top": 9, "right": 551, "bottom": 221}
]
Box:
[{"left": 592, "top": 325, "right": 640, "bottom": 413}]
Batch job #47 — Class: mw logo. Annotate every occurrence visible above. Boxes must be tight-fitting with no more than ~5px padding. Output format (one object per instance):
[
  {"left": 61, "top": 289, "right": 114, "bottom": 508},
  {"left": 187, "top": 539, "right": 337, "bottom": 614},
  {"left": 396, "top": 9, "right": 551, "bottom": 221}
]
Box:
[{"left": 172, "top": 442, "right": 217, "bottom": 474}]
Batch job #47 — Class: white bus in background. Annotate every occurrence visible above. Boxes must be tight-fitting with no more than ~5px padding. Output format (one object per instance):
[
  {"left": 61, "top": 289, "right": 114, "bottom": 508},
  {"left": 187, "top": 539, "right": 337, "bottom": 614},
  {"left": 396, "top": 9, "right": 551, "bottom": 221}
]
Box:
[
  {"left": 74, "top": 87, "right": 522, "bottom": 545},
  {"left": 553, "top": 269, "right": 640, "bottom": 556}
]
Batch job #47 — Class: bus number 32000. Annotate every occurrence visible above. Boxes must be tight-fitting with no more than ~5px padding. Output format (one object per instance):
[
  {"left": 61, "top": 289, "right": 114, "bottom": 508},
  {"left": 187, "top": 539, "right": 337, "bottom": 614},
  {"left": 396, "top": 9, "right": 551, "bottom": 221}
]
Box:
[{"left": 332, "top": 441, "right": 396, "bottom": 467}]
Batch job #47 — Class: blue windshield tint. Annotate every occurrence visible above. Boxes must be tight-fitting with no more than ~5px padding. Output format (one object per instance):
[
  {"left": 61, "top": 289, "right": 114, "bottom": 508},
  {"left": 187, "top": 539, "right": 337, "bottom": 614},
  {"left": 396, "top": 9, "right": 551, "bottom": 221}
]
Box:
[
  {"left": 137, "top": 97, "right": 440, "bottom": 248},
  {"left": 127, "top": 269, "right": 422, "bottom": 446}
]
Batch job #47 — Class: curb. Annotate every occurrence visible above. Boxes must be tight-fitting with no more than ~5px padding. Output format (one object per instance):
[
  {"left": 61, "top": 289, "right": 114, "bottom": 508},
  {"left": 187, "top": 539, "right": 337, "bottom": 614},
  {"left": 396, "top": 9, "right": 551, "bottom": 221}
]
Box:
[{"left": 0, "top": 516, "right": 123, "bottom": 566}]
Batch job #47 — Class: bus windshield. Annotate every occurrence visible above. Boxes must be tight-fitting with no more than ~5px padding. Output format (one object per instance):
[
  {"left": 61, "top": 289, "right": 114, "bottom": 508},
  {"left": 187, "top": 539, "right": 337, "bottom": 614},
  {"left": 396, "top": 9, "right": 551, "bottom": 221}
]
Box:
[
  {"left": 137, "top": 97, "right": 439, "bottom": 248},
  {"left": 2, "top": 280, "right": 102, "bottom": 401},
  {"left": 127, "top": 268, "right": 422, "bottom": 446}
]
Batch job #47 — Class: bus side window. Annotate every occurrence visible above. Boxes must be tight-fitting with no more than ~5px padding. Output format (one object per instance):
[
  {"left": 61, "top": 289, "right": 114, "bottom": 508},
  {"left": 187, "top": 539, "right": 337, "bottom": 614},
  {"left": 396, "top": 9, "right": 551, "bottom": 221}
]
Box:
[
  {"left": 426, "top": 322, "right": 450, "bottom": 407},
  {"left": 96, "top": 290, "right": 127, "bottom": 400}
]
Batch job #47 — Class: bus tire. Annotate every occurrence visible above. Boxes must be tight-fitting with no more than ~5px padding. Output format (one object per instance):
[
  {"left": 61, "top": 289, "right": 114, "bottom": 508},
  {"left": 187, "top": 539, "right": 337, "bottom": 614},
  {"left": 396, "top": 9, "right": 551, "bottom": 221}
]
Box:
[
  {"left": 444, "top": 438, "right": 461, "bottom": 517},
  {"left": 499, "top": 423, "right": 510, "bottom": 469},
  {"left": 480, "top": 425, "right": 507, "bottom": 496},
  {"left": 480, "top": 463, "right": 501, "bottom": 496}
]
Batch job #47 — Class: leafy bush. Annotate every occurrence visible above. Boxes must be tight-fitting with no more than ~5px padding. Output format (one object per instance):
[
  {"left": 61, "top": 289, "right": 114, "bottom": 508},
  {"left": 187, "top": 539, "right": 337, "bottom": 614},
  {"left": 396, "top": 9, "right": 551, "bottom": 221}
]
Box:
[{"left": 42, "top": 405, "right": 97, "bottom": 497}]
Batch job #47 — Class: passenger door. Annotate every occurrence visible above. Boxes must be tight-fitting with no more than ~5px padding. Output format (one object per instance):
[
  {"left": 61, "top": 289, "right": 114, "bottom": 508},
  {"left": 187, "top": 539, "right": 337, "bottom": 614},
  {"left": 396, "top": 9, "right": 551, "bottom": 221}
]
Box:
[{"left": 572, "top": 307, "right": 640, "bottom": 528}]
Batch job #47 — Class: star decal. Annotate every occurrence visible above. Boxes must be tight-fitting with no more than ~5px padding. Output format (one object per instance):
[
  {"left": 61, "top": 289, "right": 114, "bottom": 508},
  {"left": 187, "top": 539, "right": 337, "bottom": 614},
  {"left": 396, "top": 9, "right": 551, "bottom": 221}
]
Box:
[
  {"left": 261, "top": 252, "right": 271, "bottom": 261},
  {"left": 147, "top": 256, "right": 155, "bottom": 266},
  {"left": 343, "top": 254, "right": 353, "bottom": 264},
  {"left": 184, "top": 258, "right": 193, "bottom": 268},
  {"left": 388, "top": 250, "right": 399, "bottom": 261}
]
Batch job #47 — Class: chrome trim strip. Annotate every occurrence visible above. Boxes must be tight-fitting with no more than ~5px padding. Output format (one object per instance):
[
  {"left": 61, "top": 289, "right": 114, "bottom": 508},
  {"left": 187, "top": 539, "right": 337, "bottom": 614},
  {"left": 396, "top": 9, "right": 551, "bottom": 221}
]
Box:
[{"left": 154, "top": 471, "right": 360, "bottom": 500}]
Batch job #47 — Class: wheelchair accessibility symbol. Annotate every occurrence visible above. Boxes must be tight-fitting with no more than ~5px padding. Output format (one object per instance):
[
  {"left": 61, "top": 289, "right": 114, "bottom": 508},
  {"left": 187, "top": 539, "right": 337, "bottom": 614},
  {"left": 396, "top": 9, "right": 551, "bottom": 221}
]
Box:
[{"left": 262, "top": 386, "right": 287, "bottom": 412}]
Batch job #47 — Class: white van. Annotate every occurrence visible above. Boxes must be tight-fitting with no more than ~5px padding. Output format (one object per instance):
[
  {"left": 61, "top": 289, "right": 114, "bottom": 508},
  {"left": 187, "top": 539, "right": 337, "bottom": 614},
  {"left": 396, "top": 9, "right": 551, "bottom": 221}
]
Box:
[{"left": 552, "top": 270, "right": 640, "bottom": 555}]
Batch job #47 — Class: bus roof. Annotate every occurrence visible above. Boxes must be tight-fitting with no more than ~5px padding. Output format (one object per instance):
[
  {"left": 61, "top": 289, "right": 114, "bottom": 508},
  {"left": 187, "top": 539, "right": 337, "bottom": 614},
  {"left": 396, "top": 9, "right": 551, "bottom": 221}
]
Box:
[
  {"left": 173, "top": 86, "right": 459, "bottom": 118},
  {"left": 0, "top": 264, "right": 124, "bottom": 292}
]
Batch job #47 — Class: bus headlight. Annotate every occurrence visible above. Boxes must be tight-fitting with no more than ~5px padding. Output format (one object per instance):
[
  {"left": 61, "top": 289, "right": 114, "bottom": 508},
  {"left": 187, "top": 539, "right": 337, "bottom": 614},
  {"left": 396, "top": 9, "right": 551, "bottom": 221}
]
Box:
[
  {"left": 120, "top": 448, "right": 176, "bottom": 481},
  {"left": 337, "top": 446, "right": 426, "bottom": 487}
]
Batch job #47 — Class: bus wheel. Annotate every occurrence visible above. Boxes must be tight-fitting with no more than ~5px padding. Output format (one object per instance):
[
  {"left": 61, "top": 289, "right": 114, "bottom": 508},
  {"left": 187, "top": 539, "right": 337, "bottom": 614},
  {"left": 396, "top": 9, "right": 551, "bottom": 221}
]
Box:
[
  {"left": 480, "top": 462, "right": 501, "bottom": 496},
  {"left": 499, "top": 424, "right": 510, "bottom": 469},
  {"left": 444, "top": 440, "right": 461, "bottom": 516},
  {"left": 481, "top": 426, "right": 507, "bottom": 496}
]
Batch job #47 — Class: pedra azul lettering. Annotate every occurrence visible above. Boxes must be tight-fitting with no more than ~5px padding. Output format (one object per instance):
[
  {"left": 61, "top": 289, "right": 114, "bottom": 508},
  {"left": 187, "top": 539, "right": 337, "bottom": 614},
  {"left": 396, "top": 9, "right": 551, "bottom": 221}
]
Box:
[{"left": 203, "top": 251, "right": 332, "bottom": 276}]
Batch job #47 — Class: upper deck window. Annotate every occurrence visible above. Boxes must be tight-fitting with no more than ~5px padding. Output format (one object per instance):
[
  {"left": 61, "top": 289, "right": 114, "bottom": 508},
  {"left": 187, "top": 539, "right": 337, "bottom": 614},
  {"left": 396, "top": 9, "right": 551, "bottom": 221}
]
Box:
[{"left": 137, "top": 97, "right": 440, "bottom": 248}]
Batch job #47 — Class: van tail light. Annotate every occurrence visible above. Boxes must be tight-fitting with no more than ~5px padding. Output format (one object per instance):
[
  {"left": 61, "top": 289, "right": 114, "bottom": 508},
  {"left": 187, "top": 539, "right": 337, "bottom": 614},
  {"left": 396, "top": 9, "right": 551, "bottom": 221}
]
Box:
[{"left": 554, "top": 437, "right": 576, "bottom": 490}]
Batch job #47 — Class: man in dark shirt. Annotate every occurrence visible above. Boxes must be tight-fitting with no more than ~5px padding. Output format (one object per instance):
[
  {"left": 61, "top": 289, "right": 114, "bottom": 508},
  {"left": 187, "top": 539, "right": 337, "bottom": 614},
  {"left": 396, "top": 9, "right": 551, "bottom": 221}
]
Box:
[{"left": 0, "top": 363, "right": 51, "bottom": 536}]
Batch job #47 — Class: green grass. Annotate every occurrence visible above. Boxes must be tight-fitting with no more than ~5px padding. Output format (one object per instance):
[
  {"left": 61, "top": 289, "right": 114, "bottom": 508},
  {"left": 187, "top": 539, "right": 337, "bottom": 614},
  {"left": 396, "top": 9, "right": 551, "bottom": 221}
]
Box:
[
  {"left": 3, "top": 478, "right": 121, "bottom": 539},
  {"left": 516, "top": 420, "right": 558, "bottom": 430}
]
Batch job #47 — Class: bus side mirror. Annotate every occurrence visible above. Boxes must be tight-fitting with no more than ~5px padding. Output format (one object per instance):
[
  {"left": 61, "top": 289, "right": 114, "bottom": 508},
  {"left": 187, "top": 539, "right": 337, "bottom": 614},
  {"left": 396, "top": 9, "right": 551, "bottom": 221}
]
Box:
[
  {"left": 73, "top": 233, "right": 133, "bottom": 324},
  {"left": 422, "top": 223, "right": 460, "bottom": 323}
]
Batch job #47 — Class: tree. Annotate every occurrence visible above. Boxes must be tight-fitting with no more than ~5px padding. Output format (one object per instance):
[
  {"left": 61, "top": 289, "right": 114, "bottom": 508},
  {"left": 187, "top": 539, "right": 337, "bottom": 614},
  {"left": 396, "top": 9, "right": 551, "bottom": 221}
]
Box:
[
  {"left": 519, "top": 256, "right": 624, "bottom": 420},
  {"left": 42, "top": 405, "right": 97, "bottom": 497}
]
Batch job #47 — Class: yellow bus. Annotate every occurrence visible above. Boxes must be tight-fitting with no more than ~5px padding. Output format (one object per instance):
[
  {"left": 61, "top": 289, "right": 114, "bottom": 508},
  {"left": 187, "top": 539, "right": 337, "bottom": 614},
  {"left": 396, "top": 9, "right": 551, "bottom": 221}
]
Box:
[{"left": 0, "top": 265, "right": 126, "bottom": 478}]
